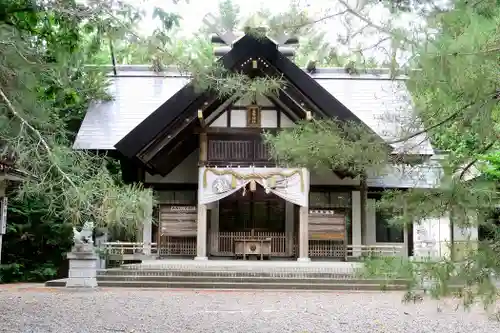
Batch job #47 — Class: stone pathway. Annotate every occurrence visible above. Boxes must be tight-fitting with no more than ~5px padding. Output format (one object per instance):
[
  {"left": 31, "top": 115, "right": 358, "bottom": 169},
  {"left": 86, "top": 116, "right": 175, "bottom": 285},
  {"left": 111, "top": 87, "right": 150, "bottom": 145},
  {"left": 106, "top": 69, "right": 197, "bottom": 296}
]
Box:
[{"left": 0, "top": 284, "right": 499, "bottom": 333}]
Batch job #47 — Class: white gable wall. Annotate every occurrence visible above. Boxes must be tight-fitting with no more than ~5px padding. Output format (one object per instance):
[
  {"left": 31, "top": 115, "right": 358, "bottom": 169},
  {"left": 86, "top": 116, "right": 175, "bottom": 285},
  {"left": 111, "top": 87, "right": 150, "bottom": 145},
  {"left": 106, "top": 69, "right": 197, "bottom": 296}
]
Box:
[{"left": 209, "top": 94, "right": 295, "bottom": 128}]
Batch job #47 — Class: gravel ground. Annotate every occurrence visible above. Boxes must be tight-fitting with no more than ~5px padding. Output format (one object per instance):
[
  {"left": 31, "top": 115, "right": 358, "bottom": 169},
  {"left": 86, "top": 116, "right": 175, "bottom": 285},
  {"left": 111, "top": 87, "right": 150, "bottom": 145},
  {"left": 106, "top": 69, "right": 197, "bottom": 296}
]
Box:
[{"left": 0, "top": 285, "right": 499, "bottom": 333}]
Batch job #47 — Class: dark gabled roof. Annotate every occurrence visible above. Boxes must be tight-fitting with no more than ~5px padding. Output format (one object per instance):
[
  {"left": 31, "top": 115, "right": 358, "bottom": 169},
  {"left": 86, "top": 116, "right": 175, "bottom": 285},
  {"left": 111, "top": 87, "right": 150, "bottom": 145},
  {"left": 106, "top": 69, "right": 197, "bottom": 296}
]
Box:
[
  {"left": 114, "top": 33, "right": 377, "bottom": 161},
  {"left": 74, "top": 69, "right": 435, "bottom": 154}
]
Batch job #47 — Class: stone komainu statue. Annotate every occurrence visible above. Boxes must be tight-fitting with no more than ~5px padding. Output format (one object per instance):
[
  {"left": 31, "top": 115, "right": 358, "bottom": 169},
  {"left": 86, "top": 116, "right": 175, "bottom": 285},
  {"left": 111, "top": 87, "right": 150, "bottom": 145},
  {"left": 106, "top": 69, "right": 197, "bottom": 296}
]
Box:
[{"left": 73, "top": 221, "right": 94, "bottom": 245}]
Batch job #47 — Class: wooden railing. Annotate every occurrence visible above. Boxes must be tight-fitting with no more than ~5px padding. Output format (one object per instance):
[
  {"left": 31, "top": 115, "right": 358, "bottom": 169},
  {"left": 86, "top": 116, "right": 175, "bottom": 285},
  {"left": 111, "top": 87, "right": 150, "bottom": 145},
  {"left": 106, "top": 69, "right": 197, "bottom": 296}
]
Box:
[
  {"left": 346, "top": 244, "right": 404, "bottom": 257},
  {"left": 100, "top": 240, "right": 403, "bottom": 260},
  {"left": 306, "top": 242, "right": 404, "bottom": 259},
  {"left": 206, "top": 131, "right": 276, "bottom": 166},
  {"left": 309, "top": 240, "right": 346, "bottom": 258},
  {"left": 158, "top": 236, "right": 197, "bottom": 256},
  {"left": 210, "top": 231, "right": 289, "bottom": 257},
  {"left": 100, "top": 242, "right": 158, "bottom": 260}
]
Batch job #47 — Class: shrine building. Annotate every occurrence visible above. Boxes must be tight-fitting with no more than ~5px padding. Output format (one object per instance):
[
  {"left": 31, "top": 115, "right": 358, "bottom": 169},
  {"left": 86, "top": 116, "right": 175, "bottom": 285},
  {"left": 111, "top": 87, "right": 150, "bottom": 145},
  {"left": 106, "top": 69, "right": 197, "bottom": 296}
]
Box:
[{"left": 74, "top": 31, "right": 457, "bottom": 262}]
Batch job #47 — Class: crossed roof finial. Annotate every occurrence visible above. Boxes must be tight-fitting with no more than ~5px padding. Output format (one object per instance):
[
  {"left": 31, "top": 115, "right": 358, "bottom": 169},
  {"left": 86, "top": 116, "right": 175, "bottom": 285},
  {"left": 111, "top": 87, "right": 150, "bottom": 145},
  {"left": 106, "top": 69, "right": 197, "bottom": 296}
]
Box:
[
  {"left": 202, "top": 13, "right": 239, "bottom": 45},
  {"left": 202, "top": 12, "right": 291, "bottom": 46}
]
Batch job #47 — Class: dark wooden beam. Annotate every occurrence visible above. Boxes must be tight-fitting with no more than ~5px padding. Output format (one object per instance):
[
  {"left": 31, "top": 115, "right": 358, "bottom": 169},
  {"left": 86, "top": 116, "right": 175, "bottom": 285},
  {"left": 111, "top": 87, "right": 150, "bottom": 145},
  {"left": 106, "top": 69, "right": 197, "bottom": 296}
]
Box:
[
  {"left": 119, "top": 157, "right": 141, "bottom": 184},
  {"left": 197, "top": 109, "right": 205, "bottom": 127},
  {"left": 199, "top": 132, "right": 207, "bottom": 165},
  {"left": 144, "top": 183, "right": 198, "bottom": 191},
  {"left": 230, "top": 105, "right": 276, "bottom": 110},
  {"left": 265, "top": 95, "right": 302, "bottom": 122},
  {"left": 148, "top": 134, "right": 198, "bottom": 177},
  {"left": 197, "top": 127, "right": 279, "bottom": 135},
  {"left": 205, "top": 98, "right": 236, "bottom": 127},
  {"left": 138, "top": 96, "right": 226, "bottom": 164},
  {"left": 115, "top": 34, "right": 270, "bottom": 158},
  {"left": 273, "top": 51, "right": 361, "bottom": 123},
  {"left": 256, "top": 60, "right": 328, "bottom": 118}
]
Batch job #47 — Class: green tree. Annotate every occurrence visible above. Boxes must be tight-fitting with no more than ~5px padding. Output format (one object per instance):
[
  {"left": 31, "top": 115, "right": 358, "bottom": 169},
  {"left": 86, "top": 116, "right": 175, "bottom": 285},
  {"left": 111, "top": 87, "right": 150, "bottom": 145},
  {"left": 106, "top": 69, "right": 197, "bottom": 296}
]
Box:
[
  {"left": 264, "top": 0, "right": 500, "bottom": 309},
  {"left": 0, "top": 0, "right": 182, "bottom": 281},
  {"left": 83, "top": 1, "right": 500, "bottom": 309}
]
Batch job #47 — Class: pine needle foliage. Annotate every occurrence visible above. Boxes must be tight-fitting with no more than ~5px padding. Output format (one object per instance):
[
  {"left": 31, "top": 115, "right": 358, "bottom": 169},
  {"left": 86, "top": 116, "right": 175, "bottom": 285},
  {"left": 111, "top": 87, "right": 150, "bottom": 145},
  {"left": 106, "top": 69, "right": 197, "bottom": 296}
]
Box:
[
  {"left": 0, "top": 0, "right": 155, "bottom": 233},
  {"left": 358, "top": 0, "right": 500, "bottom": 310},
  {"left": 264, "top": 119, "right": 389, "bottom": 176}
]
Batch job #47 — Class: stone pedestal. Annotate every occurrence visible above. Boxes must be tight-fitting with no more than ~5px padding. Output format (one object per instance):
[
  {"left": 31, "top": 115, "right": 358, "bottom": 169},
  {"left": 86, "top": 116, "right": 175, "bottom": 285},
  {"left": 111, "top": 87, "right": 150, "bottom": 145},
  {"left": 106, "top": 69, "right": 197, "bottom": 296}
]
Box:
[{"left": 66, "top": 244, "right": 98, "bottom": 288}]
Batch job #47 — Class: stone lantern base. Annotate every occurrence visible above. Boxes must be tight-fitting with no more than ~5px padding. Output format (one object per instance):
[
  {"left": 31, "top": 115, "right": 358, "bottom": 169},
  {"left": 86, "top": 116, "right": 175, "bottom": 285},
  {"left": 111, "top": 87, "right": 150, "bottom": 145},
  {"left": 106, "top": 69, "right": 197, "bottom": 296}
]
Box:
[{"left": 66, "top": 243, "right": 98, "bottom": 288}]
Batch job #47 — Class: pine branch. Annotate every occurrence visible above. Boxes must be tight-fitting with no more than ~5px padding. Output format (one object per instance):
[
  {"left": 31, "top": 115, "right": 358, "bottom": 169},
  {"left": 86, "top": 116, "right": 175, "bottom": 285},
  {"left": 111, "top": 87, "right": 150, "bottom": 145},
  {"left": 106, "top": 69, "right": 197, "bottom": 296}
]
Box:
[
  {"left": 387, "top": 97, "right": 494, "bottom": 145},
  {"left": 283, "top": 10, "right": 349, "bottom": 31},
  {"left": 458, "top": 141, "right": 496, "bottom": 180},
  {"left": 336, "top": 0, "right": 417, "bottom": 46},
  {"left": 0, "top": 87, "right": 79, "bottom": 192}
]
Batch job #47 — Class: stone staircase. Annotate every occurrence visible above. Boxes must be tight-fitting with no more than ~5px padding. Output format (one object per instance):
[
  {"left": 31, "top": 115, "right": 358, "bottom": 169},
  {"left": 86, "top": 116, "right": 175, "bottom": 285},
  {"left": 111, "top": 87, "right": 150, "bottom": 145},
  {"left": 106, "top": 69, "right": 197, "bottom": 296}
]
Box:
[{"left": 46, "top": 260, "right": 409, "bottom": 291}]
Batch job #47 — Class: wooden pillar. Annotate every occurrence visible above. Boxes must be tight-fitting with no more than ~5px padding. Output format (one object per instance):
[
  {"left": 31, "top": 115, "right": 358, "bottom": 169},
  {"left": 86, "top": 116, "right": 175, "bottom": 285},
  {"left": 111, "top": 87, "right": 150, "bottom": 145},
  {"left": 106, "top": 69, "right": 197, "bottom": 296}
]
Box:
[
  {"left": 360, "top": 174, "right": 368, "bottom": 246},
  {"left": 195, "top": 204, "right": 208, "bottom": 260},
  {"left": 209, "top": 202, "right": 219, "bottom": 255},
  {"left": 142, "top": 197, "right": 153, "bottom": 256},
  {"left": 351, "top": 191, "right": 362, "bottom": 257},
  {"left": 199, "top": 132, "right": 207, "bottom": 165},
  {"left": 285, "top": 202, "right": 294, "bottom": 256},
  {"left": 297, "top": 206, "right": 310, "bottom": 261},
  {"left": 297, "top": 168, "right": 310, "bottom": 262},
  {"left": 196, "top": 131, "right": 208, "bottom": 260}
]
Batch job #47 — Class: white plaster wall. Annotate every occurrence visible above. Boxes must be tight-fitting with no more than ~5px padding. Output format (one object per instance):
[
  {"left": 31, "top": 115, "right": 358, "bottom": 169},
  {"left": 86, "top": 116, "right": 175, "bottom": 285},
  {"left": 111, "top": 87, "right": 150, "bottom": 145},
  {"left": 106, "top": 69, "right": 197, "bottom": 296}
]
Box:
[
  {"left": 208, "top": 94, "right": 295, "bottom": 128},
  {"left": 210, "top": 112, "right": 227, "bottom": 127},
  {"left": 454, "top": 224, "right": 478, "bottom": 242},
  {"left": 210, "top": 109, "right": 294, "bottom": 128},
  {"left": 230, "top": 110, "right": 247, "bottom": 127},
  {"left": 413, "top": 215, "right": 452, "bottom": 258},
  {"left": 261, "top": 110, "right": 278, "bottom": 127}
]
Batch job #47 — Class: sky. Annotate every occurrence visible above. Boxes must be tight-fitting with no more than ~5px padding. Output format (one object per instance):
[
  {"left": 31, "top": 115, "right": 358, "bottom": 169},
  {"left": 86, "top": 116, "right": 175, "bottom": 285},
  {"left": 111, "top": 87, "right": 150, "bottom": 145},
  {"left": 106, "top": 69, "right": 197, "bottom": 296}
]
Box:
[
  {"left": 126, "top": 0, "right": 422, "bottom": 62},
  {"left": 137, "top": 0, "right": 327, "bottom": 35},
  {"left": 131, "top": 0, "right": 388, "bottom": 39}
]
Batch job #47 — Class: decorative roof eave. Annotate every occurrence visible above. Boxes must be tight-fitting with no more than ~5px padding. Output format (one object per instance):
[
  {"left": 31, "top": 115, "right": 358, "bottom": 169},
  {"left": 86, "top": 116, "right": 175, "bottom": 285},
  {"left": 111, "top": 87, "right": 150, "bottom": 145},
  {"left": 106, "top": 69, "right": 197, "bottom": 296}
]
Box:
[
  {"left": 114, "top": 33, "right": 380, "bottom": 164},
  {"left": 114, "top": 34, "right": 277, "bottom": 159}
]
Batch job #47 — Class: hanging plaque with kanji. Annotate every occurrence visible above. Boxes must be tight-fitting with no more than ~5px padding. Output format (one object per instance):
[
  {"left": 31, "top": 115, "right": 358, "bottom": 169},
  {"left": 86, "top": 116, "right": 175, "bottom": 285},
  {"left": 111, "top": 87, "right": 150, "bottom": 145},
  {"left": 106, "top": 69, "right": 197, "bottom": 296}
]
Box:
[{"left": 246, "top": 104, "right": 261, "bottom": 127}]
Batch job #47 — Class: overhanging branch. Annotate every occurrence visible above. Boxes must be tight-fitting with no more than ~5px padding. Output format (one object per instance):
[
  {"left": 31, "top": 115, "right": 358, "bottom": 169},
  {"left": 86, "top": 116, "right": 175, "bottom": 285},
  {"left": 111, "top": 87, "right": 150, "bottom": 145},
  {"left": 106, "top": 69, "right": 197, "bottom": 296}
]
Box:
[
  {"left": 0, "top": 87, "right": 78, "bottom": 191},
  {"left": 387, "top": 97, "right": 494, "bottom": 145},
  {"left": 458, "top": 141, "right": 496, "bottom": 180}
]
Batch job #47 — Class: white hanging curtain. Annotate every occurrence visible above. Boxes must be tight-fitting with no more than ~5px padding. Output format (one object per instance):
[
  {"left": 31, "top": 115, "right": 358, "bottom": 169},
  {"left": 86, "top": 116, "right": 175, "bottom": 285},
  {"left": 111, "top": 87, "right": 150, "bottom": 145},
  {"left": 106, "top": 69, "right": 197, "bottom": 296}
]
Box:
[
  {"left": 198, "top": 167, "right": 309, "bottom": 207},
  {"left": 257, "top": 168, "right": 309, "bottom": 207},
  {"left": 198, "top": 168, "right": 250, "bottom": 205}
]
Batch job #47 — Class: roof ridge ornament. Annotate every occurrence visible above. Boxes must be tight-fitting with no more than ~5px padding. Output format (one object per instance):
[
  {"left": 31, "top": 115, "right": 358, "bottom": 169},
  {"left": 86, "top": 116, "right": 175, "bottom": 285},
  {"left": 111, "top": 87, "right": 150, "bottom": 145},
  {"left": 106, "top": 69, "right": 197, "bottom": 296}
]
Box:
[{"left": 202, "top": 13, "right": 238, "bottom": 45}]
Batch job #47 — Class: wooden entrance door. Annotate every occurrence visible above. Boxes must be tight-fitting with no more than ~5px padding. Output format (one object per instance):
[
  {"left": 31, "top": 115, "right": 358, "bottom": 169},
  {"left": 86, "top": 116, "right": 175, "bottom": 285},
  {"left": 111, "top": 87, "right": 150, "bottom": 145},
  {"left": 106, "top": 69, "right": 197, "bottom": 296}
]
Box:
[
  {"left": 213, "top": 188, "right": 288, "bottom": 257},
  {"left": 219, "top": 188, "right": 285, "bottom": 232}
]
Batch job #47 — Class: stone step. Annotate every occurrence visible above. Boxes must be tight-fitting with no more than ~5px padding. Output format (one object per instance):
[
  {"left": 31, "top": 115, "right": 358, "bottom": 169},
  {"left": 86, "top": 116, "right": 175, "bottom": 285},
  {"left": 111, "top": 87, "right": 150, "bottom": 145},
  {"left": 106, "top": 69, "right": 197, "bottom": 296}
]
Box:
[
  {"left": 119, "top": 262, "right": 361, "bottom": 275},
  {"left": 97, "top": 275, "right": 407, "bottom": 285},
  {"left": 46, "top": 279, "right": 407, "bottom": 291},
  {"left": 97, "top": 269, "right": 361, "bottom": 279}
]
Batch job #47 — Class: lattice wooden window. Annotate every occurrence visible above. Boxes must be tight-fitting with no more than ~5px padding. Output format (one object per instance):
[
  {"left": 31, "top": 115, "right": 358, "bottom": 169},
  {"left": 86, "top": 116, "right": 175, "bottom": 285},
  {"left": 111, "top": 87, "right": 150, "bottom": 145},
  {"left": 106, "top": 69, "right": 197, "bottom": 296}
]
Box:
[
  {"left": 155, "top": 190, "right": 197, "bottom": 205},
  {"left": 309, "top": 191, "right": 351, "bottom": 208}
]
